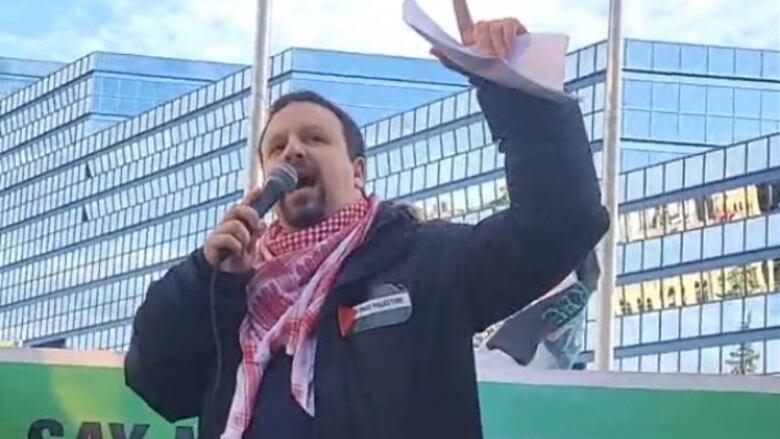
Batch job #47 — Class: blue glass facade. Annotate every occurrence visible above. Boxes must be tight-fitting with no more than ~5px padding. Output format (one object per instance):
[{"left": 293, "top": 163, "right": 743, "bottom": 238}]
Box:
[
  {"left": 0, "top": 40, "right": 778, "bottom": 376},
  {"left": 267, "top": 48, "right": 470, "bottom": 125},
  {"left": 0, "top": 56, "right": 63, "bottom": 99},
  {"left": 618, "top": 40, "right": 780, "bottom": 171}
]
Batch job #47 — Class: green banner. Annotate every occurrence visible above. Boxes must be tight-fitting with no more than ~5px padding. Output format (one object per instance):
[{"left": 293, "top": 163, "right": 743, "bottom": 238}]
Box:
[
  {"left": 1, "top": 348, "right": 779, "bottom": 438},
  {"left": 476, "top": 352, "right": 780, "bottom": 439},
  {"left": 0, "top": 349, "right": 195, "bottom": 438}
]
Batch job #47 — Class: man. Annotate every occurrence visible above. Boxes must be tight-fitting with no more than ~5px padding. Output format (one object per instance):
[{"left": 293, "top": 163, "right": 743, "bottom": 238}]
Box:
[{"left": 125, "top": 14, "right": 609, "bottom": 439}]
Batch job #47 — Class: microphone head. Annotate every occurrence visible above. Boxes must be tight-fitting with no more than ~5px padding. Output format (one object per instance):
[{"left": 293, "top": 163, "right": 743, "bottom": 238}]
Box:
[{"left": 266, "top": 163, "right": 298, "bottom": 194}]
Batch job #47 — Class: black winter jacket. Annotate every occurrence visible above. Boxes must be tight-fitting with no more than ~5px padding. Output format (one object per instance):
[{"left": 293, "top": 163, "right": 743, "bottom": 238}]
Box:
[{"left": 124, "top": 78, "right": 610, "bottom": 439}]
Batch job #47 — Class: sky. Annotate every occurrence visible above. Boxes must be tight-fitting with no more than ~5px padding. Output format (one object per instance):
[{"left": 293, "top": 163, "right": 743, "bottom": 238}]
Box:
[{"left": 0, "top": 0, "right": 778, "bottom": 65}]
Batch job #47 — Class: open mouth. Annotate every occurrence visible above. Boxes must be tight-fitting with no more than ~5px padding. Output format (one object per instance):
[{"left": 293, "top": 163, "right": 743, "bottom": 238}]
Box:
[{"left": 295, "top": 174, "right": 317, "bottom": 190}]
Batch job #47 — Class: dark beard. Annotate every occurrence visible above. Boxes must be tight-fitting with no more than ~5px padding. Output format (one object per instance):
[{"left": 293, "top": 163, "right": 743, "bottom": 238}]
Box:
[{"left": 278, "top": 186, "right": 327, "bottom": 229}]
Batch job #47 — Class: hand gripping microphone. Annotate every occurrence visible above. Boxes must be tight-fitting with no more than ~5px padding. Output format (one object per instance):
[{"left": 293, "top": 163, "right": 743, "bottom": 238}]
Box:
[
  {"left": 250, "top": 163, "right": 299, "bottom": 217},
  {"left": 216, "top": 163, "right": 298, "bottom": 264}
]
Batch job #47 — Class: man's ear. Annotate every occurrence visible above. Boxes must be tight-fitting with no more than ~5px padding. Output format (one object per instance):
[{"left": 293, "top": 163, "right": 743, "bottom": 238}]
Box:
[{"left": 352, "top": 156, "right": 366, "bottom": 190}]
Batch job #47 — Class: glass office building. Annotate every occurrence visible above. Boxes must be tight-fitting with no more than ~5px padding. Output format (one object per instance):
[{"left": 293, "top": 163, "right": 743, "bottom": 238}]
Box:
[{"left": 1, "top": 40, "right": 778, "bottom": 375}]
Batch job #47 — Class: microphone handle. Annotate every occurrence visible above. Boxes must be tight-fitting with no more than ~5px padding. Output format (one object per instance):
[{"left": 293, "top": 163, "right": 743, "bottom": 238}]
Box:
[{"left": 216, "top": 182, "right": 287, "bottom": 265}]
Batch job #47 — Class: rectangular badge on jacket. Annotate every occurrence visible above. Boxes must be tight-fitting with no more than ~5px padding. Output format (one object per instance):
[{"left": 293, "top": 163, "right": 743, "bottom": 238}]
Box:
[{"left": 339, "top": 284, "right": 413, "bottom": 337}]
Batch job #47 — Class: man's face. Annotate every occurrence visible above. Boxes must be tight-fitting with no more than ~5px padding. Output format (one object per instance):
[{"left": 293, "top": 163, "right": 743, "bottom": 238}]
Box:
[{"left": 260, "top": 101, "right": 365, "bottom": 229}]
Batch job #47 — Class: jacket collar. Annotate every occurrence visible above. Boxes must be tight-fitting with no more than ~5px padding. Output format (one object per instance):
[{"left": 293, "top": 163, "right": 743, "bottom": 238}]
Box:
[{"left": 329, "top": 201, "right": 418, "bottom": 303}]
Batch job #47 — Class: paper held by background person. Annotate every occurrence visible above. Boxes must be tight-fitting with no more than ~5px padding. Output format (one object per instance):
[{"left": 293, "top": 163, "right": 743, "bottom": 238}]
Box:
[{"left": 402, "top": 0, "right": 572, "bottom": 102}]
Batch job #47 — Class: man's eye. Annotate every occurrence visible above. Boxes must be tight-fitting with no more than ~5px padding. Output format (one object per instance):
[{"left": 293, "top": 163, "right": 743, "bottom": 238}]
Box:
[
  {"left": 268, "top": 144, "right": 284, "bottom": 155},
  {"left": 306, "top": 132, "right": 326, "bottom": 143}
]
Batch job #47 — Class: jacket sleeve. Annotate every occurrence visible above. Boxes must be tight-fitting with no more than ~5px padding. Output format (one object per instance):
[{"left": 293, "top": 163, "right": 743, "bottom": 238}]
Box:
[
  {"left": 124, "top": 248, "right": 249, "bottom": 421},
  {"left": 461, "top": 80, "right": 610, "bottom": 332}
]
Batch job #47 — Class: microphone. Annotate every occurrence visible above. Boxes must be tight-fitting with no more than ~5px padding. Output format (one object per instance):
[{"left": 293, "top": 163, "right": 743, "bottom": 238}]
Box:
[
  {"left": 250, "top": 163, "right": 299, "bottom": 217},
  {"left": 217, "top": 164, "right": 298, "bottom": 264}
]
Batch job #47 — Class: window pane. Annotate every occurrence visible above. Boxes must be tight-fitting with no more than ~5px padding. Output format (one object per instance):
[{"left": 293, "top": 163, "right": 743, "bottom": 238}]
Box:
[
  {"left": 626, "top": 170, "right": 645, "bottom": 200},
  {"left": 702, "top": 225, "right": 723, "bottom": 258},
  {"left": 763, "top": 91, "right": 780, "bottom": 120},
  {"left": 661, "top": 308, "right": 680, "bottom": 341},
  {"left": 700, "top": 347, "right": 720, "bottom": 374},
  {"left": 664, "top": 160, "right": 683, "bottom": 192},
  {"left": 684, "top": 155, "right": 704, "bottom": 187},
  {"left": 662, "top": 234, "right": 681, "bottom": 266},
  {"left": 640, "top": 354, "right": 659, "bottom": 373},
  {"left": 626, "top": 40, "right": 652, "bottom": 69},
  {"left": 439, "top": 158, "right": 452, "bottom": 184},
  {"left": 624, "top": 242, "right": 642, "bottom": 273},
  {"left": 450, "top": 154, "right": 466, "bottom": 181},
  {"left": 645, "top": 206, "right": 665, "bottom": 239},
  {"left": 681, "top": 305, "right": 700, "bottom": 338},
  {"left": 578, "top": 46, "right": 595, "bottom": 77},
  {"left": 643, "top": 238, "right": 661, "bottom": 270},
  {"left": 680, "top": 84, "right": 706, "bottom": 114},
  {"left": 682, "top": 229, "right": 702, "bottom": 262},
  {"left": 660, "top": 351, "right": 678, "bottom": 373},
  {"left": 641, "top": 311, "right": 660, "bottom": 343},
  {"left": 736, "top": 49, "right": 762, "bottom": 78},
  {"left": 652, "top": 82, "right": 679, "bottom": 111},
  {"left": 701, "top": 302, "right": 721, "bottom": 335},
  {"left": 402, "top": 144, "right": 415, "bottom": 169},
  {"left": 769, "top": 214, "right": 780, "bottom": 246},
  {"left": 427, "top": 135, "right": 442, "bottom": 162},
  {"left": 767, "top": 339, "right": 780, "bottom": 373},
  {"left": 624, "top": 110, "right": 650, "bottom": 138},
  {"left": 725, "top": 144, "right": 746, "bottom": 178},
  {"left": 565, "top": 52, "right": 578, "bottom": 81},
  {"left": 734, "top": 88, "right": 761, "bottom": 118},
  {"left": 645, "top": 165, "right": 664, "bottom": 196},
  {"left": 744, "top": 217, "right": 766, "bottom": 251},
  {"left": 624, "top": 80, "right": 651, "bottom": 109},
  {"left": 704, "top": 149, "right": 725, "bottom": 182},
  {"left": 722, "top": 298, "right": 743, "bottom": 333},
  {"left": 653, "top": 43, "right": 680, "bottom": 71},
  {"left": 723, "top": 222, "right": 745, "bottom": 255},
  {"left": 622, "top": 315, "right": 639, "bottom": 345},
  {"left": 679, "top": 114, "right": 705, "bottom": 143},
  {"left": 621, "top": 356, "right": 639, "bottom": 373},
  {"left": 766, "top": 294, "right": 780, "bottom": 326},
  {"left": 746, "top": 139, "right": 768, "bottom": 172},
  {"left": 441, "top": 131, "right": 455, "bottom": 157},
  {"left": 680, "top": 349, "right": 699, "bottom": 372},
  {"left": 707, "top": 87, "right": 734, "bottom": 116},
  {"left": 414, "top": 140, "right": 428, "bottom": 165},
  {"left": 708, "top": 47, "right": 735, "bottom": 76},
  {"left": 425, "top": 163, "right": 438, "bottom": 189},
  {"left": 469, "top": 122, "right": 485, "bottom": 148}
]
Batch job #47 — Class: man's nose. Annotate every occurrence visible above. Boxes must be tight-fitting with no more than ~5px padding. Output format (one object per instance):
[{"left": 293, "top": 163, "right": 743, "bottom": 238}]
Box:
[{"left": 282, "top": 138, "right": 305, "bottom": 163}]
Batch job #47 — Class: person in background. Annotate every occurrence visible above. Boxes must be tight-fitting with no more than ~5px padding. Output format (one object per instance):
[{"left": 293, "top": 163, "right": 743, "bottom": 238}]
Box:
[{"left": 124, "top": 8, "right": 609, "bottom": 439}]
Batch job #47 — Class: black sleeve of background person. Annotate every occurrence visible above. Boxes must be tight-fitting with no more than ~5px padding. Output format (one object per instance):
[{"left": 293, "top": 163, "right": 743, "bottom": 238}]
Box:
[
  {"left": 459, "top": 79, "right": 610, "bottom": 332},
  {"left": 124, "top": 249, "right": 249, "bottom": 421}
]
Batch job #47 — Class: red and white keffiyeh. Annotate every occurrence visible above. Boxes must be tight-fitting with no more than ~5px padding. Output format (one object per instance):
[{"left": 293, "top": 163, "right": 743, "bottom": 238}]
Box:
[{"left": 221, "top": 196, "right": 379, "bottom": 439}]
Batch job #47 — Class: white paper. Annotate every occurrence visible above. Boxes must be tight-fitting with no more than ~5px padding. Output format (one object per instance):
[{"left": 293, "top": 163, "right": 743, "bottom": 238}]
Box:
[{"left": 402, "top": 0, "right": 573, "bottom": 102}]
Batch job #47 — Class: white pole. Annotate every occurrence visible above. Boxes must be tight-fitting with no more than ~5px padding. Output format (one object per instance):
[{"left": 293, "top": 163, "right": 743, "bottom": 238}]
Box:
[
  {"left": 595, "top": 0, "right": 623, "bottom": 371},
  {"left": 244, "top": 0, "right": 273, "bottom": 195}
]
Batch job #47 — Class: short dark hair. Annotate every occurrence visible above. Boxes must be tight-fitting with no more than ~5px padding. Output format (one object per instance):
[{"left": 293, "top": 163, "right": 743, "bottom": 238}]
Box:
[{"left": 259, "top": 90, "right": 365, "bottom": 161}]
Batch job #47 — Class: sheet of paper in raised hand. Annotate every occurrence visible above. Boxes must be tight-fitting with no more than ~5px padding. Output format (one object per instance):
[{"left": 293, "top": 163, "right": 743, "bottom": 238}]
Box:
[{"left": 402, "top": 0, "right": 573, "bottom": 102}]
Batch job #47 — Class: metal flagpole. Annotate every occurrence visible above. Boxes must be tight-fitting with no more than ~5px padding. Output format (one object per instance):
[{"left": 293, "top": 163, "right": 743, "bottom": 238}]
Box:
[
  {"left": 244, "top": 0, "right": 273, "bottom": 195},
  {"left": 595, "top": 0, "right": 623, "bottom": 371}
]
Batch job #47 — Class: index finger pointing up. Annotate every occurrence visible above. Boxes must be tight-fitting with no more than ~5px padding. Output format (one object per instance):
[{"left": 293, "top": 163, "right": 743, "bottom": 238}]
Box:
[{"left": 453, "top": 0, "right": 475, "bottom": 45}]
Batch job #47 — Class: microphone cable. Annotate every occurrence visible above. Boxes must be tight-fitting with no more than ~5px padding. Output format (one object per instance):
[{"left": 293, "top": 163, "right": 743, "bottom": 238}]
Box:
[{"left": 209, "top": 261, "right": 223, "bottom": 404}]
